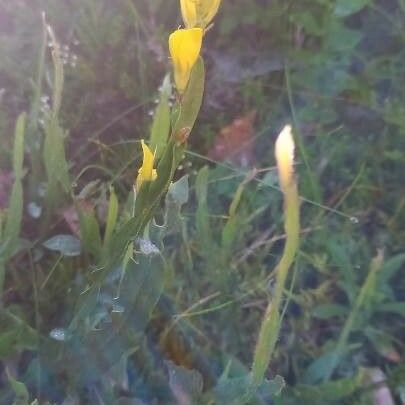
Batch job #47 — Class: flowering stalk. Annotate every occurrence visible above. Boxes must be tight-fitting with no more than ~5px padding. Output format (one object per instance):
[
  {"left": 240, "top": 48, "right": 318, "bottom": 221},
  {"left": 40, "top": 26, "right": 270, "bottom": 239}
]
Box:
[{"left": 250, "top": 125, "right": 300, "bottom": 389}]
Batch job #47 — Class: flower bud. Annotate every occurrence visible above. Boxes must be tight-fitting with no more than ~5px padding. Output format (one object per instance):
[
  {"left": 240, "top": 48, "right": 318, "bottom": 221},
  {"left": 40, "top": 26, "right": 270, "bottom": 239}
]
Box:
[{"left": 275, "top": 125, "right": 295, "bottom": 191}]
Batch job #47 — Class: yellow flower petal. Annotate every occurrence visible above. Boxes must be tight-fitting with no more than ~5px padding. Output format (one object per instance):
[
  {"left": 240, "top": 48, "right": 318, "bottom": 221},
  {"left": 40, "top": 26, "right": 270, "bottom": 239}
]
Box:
[
  {"left": 199, "top": 0, "right": 221, "bottom": 28},
  {"left": 180, "top": 0, "right": 197, "bottom": 28},
  {"left": 180, "top": 0, "right": 221, "bottom": 28},
  {"left": 169, "top": 28, "right": 203, "bottom": 93},
  {"left": 136, "top": 140, "right": 157, "bottom": 191}
]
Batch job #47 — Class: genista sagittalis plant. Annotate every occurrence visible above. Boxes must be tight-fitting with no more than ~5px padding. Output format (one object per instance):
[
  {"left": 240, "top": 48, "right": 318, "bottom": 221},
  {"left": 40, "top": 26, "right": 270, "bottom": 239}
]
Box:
[{"left": 0, "top": 2, "right": 302, "bottom": 403}]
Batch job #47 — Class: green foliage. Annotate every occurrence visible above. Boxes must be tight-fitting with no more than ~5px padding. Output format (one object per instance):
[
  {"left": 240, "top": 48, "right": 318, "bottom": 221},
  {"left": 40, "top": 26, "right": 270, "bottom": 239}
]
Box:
[{"left": 6, "top": 369, "right": 29, "bottom": 405}]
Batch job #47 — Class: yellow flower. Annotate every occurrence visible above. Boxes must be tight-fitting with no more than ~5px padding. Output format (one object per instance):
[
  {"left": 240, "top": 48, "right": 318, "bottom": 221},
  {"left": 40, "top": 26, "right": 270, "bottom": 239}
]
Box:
[
  {"left": 136, "top": 140, "right": 157, "bottom": 191},
  {"left": 180, "top": 0, "right": 222, "bottom": 29},
  {"left": 169, "top": 28, "right": 203, "bottom": 93}
]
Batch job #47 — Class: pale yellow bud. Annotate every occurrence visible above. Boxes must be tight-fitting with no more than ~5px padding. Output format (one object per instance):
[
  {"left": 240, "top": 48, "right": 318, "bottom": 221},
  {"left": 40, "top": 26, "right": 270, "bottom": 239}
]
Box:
[{"left": 275, "top": 125, "right": 295, "bottom": 191}]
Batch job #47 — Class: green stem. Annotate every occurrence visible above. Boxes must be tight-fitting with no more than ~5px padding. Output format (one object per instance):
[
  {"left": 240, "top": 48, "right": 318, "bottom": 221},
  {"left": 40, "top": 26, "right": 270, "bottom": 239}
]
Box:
[
  {"left": 251, "top": 182, "right": 300, "bottom": 388},
  {"left": 323, "top": 250, "right": 384, "bottom": 381},
  {"left": 0, "top": 262, "right": 5, "bottom": 301}
]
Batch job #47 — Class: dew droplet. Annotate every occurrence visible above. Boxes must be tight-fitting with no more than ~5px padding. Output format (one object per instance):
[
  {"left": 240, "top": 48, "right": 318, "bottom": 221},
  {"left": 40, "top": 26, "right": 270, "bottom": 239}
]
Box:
[
  {"left": 349, "top": 216, "right": 359, "bottom": 224},
  {"left": 27, "top": 202, "right": 42, "bottom": 218},
  {"left": 138, "top": 238, "right": 160, "bottom": 255},
  {"left": 49, "top": 328, "right": 67, "bottom": 341},
  {"left": 112, "top": 302, "right": 125, "bottom": 313},
  {"left": 37, "top": 182, "right": 47, "bottom": 197}
]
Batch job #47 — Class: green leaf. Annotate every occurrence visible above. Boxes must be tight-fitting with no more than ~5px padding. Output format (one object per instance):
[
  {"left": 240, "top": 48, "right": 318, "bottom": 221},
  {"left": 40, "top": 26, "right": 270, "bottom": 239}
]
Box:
[
  {"left": 104, "top": 186, "right": 119, "bottom": 248},
  {"left": 2, "top": 113, "right": 26, "bottom": 266},
  {"left": 150, "top": 74, "right": 171, "bottom": 158},
  {"left": 0, "top": 310, "right": 38, "bottom": 359},
  {"left": 6, "top": 369, "right": 29, "bottom": 405},
  {"left": 165, "top": 175, "right": 189, "bottom": 233},
  {"left": 167, "top": 174, "right": 189, "bottom": 206},
  {"left": 43, "top": 234, "right": 81, "bottom": 256},
  {"left": 290, "top": 11, "right": 324, "bottom": 36},
  {"left": 195, "top": 166, "right": 212, "bottom": 248},
  {"left": 212, "top": 374, "right": 284, "bottom": 404},
  {"left": 303, "top": 344, "right": 360, "bottom": 384},
  {"left": 42, "top": 28, "right": 69, "bottom": 198},
  {"left": 119, "top": 253, "right": 166, "bottom": 331},
  {"left": 377, "top": 302, "right": 405, "bottom": 316},
  {"left": 43, "top": 118, "right": 70, "bottom": 195},
  {"left": 47, "top": 25, "right": 64, "bottom": 118},
  {"left": 3, "top": 181, "right": 23, "bottom": 258},
  {"left": 294, "top": 369, "right": 365, "bottom": 401},
  {"left": 312, "top": 303, "right": 348, "bottom": 319},
  {"left": 12, "top": 112, "right": 26, "bottom": 179},
  {"left": 303, "top": 351, "right": 340, "bottom": 384},
  {"left": 334, "top": 0, "right": 370, "bottom": 17},
  {"left": 378, "top": 253, "right": 405, "bottom": 282},
  {"left": 64, "top": 252, "right": 166, "bottom": 381},
  {"left": 77, "top": 206, "right": 102, "bottom": 258},
  {"left": 325, "top": 21, "right": 362, "bottom": 52}
]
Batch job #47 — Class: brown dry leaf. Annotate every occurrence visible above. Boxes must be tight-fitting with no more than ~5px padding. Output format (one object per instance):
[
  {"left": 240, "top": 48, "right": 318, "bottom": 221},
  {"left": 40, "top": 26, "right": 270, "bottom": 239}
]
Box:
[
  {"left": 62, "top": 200, "right": 94, "bottom": 237},
  {"left": 378, "top": 344, "right": 401, "bottom": 363},
  {"left": 208, "top": 111, "right": 256, "bottom": 167}
]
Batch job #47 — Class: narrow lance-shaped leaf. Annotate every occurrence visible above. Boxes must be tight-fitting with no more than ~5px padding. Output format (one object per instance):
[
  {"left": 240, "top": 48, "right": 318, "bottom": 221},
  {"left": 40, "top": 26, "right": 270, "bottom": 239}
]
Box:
[
  {"left": 150, "top": 74, "right": 171, "bottom": 158},
  {"left": 103, "top": 186, "right": 119, "bottom": 248},
  {"left": 2, "top": 113, "right": 26, "bottom": 266},
  {"left": 43, "top": 24, "right": 70, "bottom": 198}
]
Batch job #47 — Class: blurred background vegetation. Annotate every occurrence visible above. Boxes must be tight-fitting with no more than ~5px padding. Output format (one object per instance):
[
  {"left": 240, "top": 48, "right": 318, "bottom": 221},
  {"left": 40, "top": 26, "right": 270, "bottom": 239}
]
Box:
[{"left": 0, "top": 0, "right": 404, "bottom": 403}]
